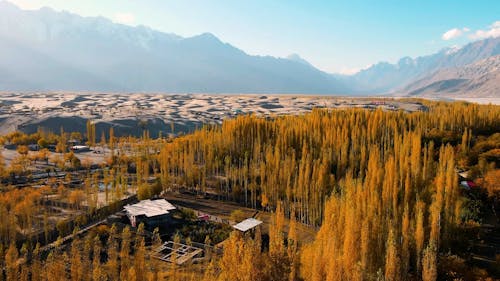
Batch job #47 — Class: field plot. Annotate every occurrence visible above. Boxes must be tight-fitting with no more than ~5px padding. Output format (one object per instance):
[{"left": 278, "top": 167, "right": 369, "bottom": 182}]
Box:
[{"left": 152, "top": 241, "right": 204, "bottom": 265}]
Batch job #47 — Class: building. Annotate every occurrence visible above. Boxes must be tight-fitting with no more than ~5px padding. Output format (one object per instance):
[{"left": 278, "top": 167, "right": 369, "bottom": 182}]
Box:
[
  {"left": 460, "top": 180, "right": 478, "bottom": 190},
  {"left": 124, "top": 199, "right": 176, "bottom": 228},
  {"left": 71, "top": 145, "right": 90, "bottom": 152},
  {"left": 28, "top": 144, "right": 40, "bottom": 151},
  {"left": 232, "top": 218, "right": 263, "bottom": 233}
]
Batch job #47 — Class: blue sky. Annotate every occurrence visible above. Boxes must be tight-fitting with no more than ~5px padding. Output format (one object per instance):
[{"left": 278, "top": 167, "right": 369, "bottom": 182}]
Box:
[{"left": 7, "top": 0, "right": 500, "bottom": 74}]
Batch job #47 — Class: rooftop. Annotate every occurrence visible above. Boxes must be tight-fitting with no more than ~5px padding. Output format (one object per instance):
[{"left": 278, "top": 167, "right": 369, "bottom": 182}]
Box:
[
  {"left": 71, "top": 145, "right": 89, "bottom": 149},
  {"left": 232, "top": 218, "right": 263, "bottom": 232},
  {"left": 124, "top": 199, "right": 176, "bottom": 217}
]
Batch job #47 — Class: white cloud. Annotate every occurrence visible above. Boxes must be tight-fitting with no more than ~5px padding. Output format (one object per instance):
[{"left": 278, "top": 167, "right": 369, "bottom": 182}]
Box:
[
  {"left": 113, "top": 12, "right": 136, "bottom": 25},
  {"left": 470, "top": 21, "right": 500, "bottom": 39},
  {"left": 442, "top": 27, "right": 469, "bottom": 40}
]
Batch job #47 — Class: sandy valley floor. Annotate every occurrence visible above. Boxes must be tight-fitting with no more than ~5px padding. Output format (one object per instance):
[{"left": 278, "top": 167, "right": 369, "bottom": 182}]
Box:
[{"left": 0, "top": 93, "right": 428, "bottom": 136}]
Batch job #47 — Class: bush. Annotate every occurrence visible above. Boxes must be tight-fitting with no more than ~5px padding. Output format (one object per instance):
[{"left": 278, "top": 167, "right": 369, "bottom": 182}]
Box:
[
  {"left": 460, "top": 197, "right": 483, "bottom": 224},
  {"left": 37, "top": 138, "right": 48, "bottom": 148},
  {"left": 181, "top": 208, "right": 197, "bottom": 221},
  {"left": 230, "top": 209, "right": 246, "bottom": 223},
  {"left": 56, "top": 220, "right": 69, "bottom": 236},
  {"left": 71, "top": 156, "right": 81, "bottom": 169},
  {"left": 137, "top": 184, "right": 151, "bottom": 200}
]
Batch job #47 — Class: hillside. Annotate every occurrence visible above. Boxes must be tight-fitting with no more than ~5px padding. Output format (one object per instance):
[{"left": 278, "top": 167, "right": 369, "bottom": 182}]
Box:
[
  {"left": 347, "top": 37, "right": 500, "bottom": 93},
  {"left": 403, "top": 55, "right": 500, "bottom": 98},
  {"left": 0, "top": 1, "right": 348, "bottom": 94}
]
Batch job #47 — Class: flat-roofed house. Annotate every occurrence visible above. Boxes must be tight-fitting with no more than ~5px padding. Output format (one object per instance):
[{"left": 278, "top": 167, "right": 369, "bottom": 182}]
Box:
[
  {"left": 232, "top": 218, "right": 263, "bottom": 233},
  {"left": 124, "top": 199, "right": 176, "bottom": 228},
  {"left": 71, "top": 145, "right": 90, "bottom": 152}
]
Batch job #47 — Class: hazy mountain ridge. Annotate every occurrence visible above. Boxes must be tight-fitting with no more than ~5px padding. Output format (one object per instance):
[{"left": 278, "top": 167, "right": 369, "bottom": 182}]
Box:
[
  {"left": 0, "top": 1, "right": 499, "bottom": 96},
  {"left": 0, "top": 1, "right": 348, "bottom": 93},
  {"left": 403, "top": 55, "right": 500, "bottom": 98}
]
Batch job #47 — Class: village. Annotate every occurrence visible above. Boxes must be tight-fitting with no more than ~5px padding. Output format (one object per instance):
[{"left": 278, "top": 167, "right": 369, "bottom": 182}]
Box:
[
  {"left": 0, "top": 131, "right": 319, "bottom": 273},
  {"left": 0, "top": 128, "right": 489, "bottom": 274}
]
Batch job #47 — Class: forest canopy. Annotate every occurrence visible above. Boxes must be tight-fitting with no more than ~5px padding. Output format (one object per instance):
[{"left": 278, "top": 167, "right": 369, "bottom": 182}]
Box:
[{"left": 0, "top": 100, "right": 499, "bottom": 280}]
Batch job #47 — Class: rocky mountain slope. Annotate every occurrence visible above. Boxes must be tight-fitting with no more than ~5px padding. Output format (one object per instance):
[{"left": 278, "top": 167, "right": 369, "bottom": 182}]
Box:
[
  {"left": 347, "top": 37, "right": 500, "bottom": 94},
  {"left": 403, "top": 55, "right": 500, "bottom": 98}
]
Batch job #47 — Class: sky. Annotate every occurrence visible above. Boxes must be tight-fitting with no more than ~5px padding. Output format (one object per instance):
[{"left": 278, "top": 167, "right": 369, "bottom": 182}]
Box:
[{"left": 7, "top": 0, "right": 500, "bottom": 74}]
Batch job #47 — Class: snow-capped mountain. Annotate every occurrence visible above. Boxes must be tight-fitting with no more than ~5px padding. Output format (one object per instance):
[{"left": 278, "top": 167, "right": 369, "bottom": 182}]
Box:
[
  {"left": 0, "top": 1, "right": 348, "bottom": 93},
  {"left": 347, "top": 37, "right": 500, "bottom": 93},
  {"left": 0, "top": 1, "right": 498, "bottom": 96},
  {"left": 403, "top": 55, "right": 500, "bottom": 98}
]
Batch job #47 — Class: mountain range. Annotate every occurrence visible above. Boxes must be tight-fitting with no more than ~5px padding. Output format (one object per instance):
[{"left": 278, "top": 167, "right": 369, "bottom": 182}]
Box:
[
  {"left": 0, "top": 1, "right": 499, "bottom": 96},
  {"left": 347, "top": 38, "right": 500, "bottom": 94},
  {"left": 403, "top": 55, "right": 500, "bottom": 98}
]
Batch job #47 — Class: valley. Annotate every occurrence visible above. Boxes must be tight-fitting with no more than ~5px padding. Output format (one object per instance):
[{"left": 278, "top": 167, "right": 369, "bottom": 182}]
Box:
[{"left": 0, "top": 93, "right": 427, "bottom": 137}]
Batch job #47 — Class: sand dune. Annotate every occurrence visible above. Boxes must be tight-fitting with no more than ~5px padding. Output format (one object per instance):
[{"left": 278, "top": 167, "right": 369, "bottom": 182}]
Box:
[{"left": 0, "top": 93, "right": 427, "bottom": 137}]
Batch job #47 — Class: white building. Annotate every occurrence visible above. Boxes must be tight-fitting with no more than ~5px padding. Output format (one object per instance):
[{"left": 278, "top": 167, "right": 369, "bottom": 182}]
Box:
[
  {"left": 232, "top": 218, "right": 263, "bottom": 233},
  {"left": 71, "top": 145, "right": 90, "bottom": 152},
  {"left": 124, "top": 199, "right": 176, "bottom": 227}
]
